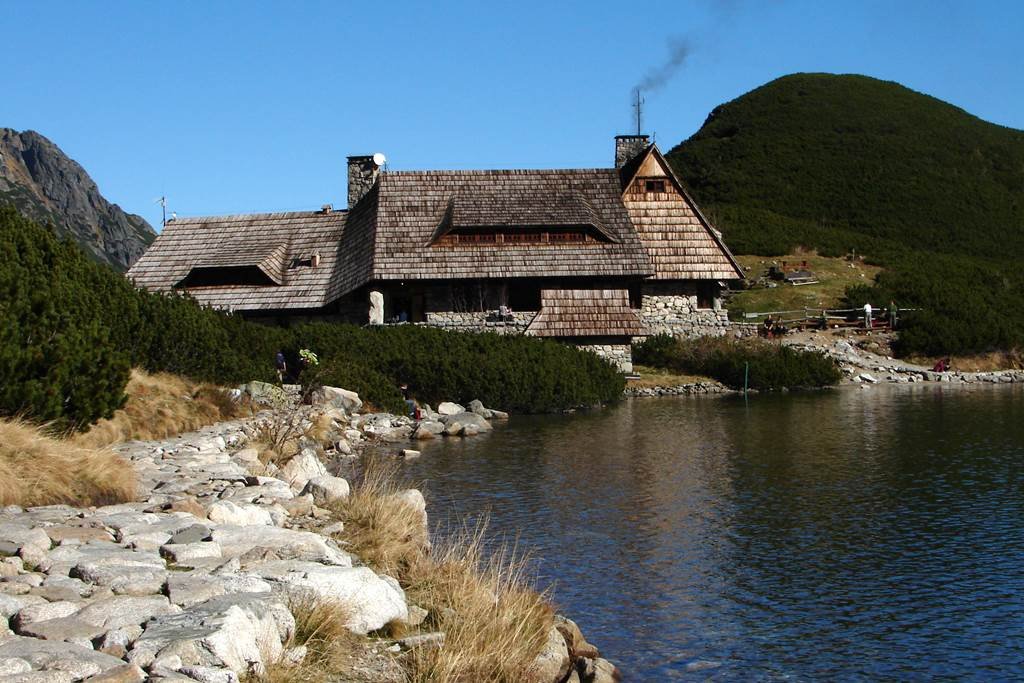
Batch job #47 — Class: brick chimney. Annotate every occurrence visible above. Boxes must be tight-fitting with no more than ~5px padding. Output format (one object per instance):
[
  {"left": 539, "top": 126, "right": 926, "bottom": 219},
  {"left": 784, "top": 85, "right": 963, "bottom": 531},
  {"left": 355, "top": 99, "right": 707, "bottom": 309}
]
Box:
[
  {"left": 347, "top": 155, "right": 381, "bottom": 208},
  {"left": 614, "top": 134, "right": 650, "bottom": 169}
]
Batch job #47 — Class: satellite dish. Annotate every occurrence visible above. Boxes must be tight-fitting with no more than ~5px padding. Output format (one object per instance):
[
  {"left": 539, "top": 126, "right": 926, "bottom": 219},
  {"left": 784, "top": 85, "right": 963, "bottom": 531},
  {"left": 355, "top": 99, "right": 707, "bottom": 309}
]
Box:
[{"left": 372, "top": 152, "right": 387, "bottom": 167}]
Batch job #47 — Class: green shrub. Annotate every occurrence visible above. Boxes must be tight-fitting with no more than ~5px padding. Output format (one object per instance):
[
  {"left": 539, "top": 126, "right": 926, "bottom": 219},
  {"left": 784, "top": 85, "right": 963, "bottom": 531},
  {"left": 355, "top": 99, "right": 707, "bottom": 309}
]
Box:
[
  {"left": 634, "top": 334, "right": 841, "bottom": 390},
  {"left": 0, "top": 206, "right": 130, "bottom": 429}
]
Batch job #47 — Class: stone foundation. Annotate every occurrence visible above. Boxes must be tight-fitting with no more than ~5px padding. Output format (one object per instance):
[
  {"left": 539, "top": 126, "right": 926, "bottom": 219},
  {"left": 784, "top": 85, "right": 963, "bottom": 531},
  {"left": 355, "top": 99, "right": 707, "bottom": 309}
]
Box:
[
  {"left": 640, "top": 292, "right": 731, "bottom": 338},
  {"left": 577, "top": 343, "right": 633, "bottom": 373},
  {"left": 423, "top": 310, "right": 535, "bottom": 334}
]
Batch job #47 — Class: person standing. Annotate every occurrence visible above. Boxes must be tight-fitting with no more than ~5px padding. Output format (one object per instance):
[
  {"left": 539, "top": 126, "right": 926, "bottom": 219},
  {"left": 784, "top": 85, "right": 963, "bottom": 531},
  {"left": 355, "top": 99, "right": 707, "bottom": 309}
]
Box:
[
  {"left": 274, "top": 350, "right": 287, "bottom": 384},
  {"left": 863, "top": 302, "right": 873, "bottom": 329},
  {"left": 888, "top": 301, "right": 898, "bottom": 330}
]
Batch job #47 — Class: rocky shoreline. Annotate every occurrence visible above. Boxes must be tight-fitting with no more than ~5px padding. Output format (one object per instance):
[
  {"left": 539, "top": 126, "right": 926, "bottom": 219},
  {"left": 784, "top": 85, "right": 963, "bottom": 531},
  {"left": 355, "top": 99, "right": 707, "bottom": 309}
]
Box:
[
  {"left": 786, "top": 337, "right": 1024, "bottom": 386},
  {"left": 624, "top": 382, "right": 733, "bottom": 398},
  {"left": 0, "top": 386, "right": 618, "bottom": 682}
]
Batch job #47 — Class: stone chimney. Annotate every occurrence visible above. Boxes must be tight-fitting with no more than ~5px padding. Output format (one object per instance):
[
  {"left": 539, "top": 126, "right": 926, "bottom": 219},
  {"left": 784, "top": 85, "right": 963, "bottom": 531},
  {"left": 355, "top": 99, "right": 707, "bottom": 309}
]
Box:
[
  {"left": 347, "top": 155, "right": 381, "bottom": 208},
  {"left": 614, "top": 134, "right": 650, "bottom": 169}
]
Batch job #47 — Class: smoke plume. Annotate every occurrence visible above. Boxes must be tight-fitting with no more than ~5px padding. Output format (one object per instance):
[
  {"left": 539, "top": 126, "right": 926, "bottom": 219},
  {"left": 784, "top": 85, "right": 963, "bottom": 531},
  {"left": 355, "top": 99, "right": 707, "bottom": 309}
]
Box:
[{"left": 635, "top": 36, "right": 692, "bottom": 93}]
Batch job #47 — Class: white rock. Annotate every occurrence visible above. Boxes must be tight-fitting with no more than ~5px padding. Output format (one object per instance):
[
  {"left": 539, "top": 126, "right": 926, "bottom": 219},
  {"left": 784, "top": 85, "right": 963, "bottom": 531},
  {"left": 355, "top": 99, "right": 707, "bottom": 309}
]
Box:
[
  {"left": 0, "top": 595, "right": 46, "bottom": 620},
  {"left": 436, "top": 402, "right": 464, "bottom": 416},
  {"left": 300, "top": 476, "right": 350, "bottom": 506},
  {"left": 179, "top": 665, "right": 240, "bottom": 683},
  {"left": 166, "top": 573, "right": 272, "bottom": 609},
  {"left": 130, "top": 594, "right": 293, "bottom": 675},
  {"left": 13, "top": 601, "right": 80, "bottom": 628},
  {"left": 0, "top": 656, "right": 31, "bottom": 675},
  {"left": 207, "top": 502, "right": 274, "bottom": 527},
  {"left": 319, "top": 387, "right": 363, "bottom": 413},
  {"left": 279, "top": 450, "right": 327, "bottom": 491},
  {"left": 160, "top": 542, "right": 223, "bottom": 564},
  {"left": 270, "top": 564, "right": 407, "bottom": 635},
  {"left": 0, "top": 637, "right": 125, "bottom": 679},
  {"left": 210, "top": 526, "right": 350, "bottom": 566},
  {"left": 75, "top": 595, "right": 180, "bottom": 631}
]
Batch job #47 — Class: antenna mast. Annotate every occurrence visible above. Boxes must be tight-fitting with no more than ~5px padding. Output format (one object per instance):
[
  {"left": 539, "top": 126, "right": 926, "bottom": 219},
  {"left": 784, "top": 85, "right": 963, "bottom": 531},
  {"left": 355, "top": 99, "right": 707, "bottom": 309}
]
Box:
[
  {"left": 633, "top": 89, "right": 644, "bottom": 136},
  {"left": 158, "top": 196, "right": 166, "bottom": 228}
]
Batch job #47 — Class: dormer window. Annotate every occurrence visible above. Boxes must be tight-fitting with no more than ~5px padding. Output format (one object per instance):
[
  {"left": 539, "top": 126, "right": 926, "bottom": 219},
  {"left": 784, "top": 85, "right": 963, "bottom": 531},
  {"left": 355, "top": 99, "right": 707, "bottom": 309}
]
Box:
[{"left": 644, "top": 179, "right": 666, "bottom": 193}]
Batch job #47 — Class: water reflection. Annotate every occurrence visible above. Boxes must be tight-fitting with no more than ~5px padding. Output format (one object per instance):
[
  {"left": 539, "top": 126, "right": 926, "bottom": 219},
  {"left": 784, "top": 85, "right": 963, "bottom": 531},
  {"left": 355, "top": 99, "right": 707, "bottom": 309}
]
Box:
[{"left": 384, "top": 384, "right": 1024, "bottom": 679}]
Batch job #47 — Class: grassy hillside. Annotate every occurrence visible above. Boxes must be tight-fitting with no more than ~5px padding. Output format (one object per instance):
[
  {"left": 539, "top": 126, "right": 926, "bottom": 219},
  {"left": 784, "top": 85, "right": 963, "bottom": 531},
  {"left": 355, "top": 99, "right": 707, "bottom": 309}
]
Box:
[{"left": 667, "top": 73, "right": 1024, "bottom": 355}]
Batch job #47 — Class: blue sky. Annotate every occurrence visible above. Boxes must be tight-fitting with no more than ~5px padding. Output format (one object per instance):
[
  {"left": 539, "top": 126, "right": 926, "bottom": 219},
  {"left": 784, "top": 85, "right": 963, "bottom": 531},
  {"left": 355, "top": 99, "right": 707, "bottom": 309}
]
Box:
[{"left": 4, "top": 0, "right": 1022, "bottom": 229}]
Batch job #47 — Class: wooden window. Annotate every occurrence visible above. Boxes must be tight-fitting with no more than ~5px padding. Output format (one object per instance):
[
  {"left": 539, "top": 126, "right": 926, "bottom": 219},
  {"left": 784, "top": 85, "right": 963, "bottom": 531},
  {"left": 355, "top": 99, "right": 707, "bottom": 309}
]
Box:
[
  {"left": 503, "top": 231, "right": 544, "bottom": 243},
  {"left": 644, "top": 179, "right": 666, "bottom": 193},
  {"left": 547, "top": 231, "right": 586, "bottom": 242},
  {"left": 456, "top": 232, "right": 498, "bottom": 244}
]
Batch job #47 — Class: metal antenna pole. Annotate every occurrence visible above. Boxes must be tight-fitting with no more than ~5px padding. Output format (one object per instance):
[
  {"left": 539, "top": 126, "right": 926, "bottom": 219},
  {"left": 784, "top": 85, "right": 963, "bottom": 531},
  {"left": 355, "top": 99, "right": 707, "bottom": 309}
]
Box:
[{"left": 633, "top": 89, "right": 644, "bottom": 136}]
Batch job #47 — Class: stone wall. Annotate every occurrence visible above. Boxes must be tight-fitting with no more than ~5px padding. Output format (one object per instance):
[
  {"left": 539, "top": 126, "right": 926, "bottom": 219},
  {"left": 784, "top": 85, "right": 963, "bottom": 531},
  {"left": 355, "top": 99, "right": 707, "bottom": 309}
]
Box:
[
  {"left": 576, "top": 342, "right": 633, "bottom": 373},
  {"left": 639, "top": 281, "right": 729, "bottom": 338},
  {"left": 421, "top": 310, "right": 536, "bottom": 335}
]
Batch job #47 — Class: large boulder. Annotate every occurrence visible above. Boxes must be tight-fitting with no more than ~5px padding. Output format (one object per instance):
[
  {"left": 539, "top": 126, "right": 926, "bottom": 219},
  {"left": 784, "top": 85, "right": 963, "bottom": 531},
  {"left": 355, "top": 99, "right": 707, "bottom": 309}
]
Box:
[
  {"left": 75, "top": 595, "right": 180, "bottom": 632},
  {"left": 436, "top": 402, "right": 464, "bottom": 416},
  {"left": 441, "top": 412, "right": 493, "bottom": 434},
  {"left": 316, "top": 387, "right": 363, "bottom": 413},
  {"left": 244, "top": 561, "right": 407, "bottom": 635},
  {"left": 210, "top": 526, "right": 350, "bottom": 566},
  {"left": 166, "top": 573, "right": 273, "bottom": 609},
  {"left": 527, "top": 625, "right": 571, "bottom": 683},
  {"left": 300, "top": 476, "right": 350, "bottom": 506},
  {"left": 467, "top": 399, "right": 493, "bottom": 418},
  {"left": 206, "top": 502, "right": 274, "bottom": 528},
  {"left": 128, "top": 593, "right": 294, "bottom": 674},
  {"left": 67, "top": 546, "right": 168, "bottom": 596},
  {"left": 279, "top": 450, "right": 327, "bottom": 491}
]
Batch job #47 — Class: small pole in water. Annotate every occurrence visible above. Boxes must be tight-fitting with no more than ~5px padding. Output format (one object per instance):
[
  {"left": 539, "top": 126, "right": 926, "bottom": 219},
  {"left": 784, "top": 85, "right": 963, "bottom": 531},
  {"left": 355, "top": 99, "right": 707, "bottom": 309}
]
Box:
[{"left": 744, "top": 362, "right": 749, "bottom": 397}]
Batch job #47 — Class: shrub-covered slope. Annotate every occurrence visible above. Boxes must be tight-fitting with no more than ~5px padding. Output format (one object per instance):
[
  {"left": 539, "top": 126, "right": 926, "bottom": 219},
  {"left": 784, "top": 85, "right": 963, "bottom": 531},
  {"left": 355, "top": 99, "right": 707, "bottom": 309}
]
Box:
[{"left": 667, "top": 73, "right": 1024, "bottom": 355}]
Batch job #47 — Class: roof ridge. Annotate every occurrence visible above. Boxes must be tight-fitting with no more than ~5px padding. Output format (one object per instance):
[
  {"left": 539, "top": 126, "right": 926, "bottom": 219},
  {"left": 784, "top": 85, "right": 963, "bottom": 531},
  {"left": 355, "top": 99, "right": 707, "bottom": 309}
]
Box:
[
  {"left": 386, "top": 168, "right": 616, "bottom": 176},
  {"left": 167, "top": 209, "right": 347, "bottom": 223}
]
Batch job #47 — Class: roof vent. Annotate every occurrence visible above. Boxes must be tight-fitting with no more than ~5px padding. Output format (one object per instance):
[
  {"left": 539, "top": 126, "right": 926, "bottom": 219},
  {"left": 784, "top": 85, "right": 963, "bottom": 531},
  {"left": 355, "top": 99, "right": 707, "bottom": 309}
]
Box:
[{"left": 320, "top": 204, "right": 333, "bottom": 214}]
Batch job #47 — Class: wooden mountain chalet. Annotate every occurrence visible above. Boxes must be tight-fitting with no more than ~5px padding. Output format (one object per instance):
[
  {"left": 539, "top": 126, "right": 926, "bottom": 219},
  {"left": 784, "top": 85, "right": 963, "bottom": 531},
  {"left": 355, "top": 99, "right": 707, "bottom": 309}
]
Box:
[{"left": 128, "top": 135, "right": 743, "bottom": 371}]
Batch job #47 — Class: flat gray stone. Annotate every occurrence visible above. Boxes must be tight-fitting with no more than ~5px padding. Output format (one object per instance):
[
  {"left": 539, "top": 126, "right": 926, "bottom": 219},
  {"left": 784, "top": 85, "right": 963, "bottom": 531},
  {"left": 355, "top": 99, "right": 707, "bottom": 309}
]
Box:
[
  {"left": 0, "top": 637, "right": 124, "bottom": 679},
  {"left": 210, "top": 526, "right": 350, "bottom": 566},
  {"left": 15, "top": 616, "right": 106, "bottom": 643},
  {"left": 129, "top": 593, "right": 293, "bottom": 674},
  {"left": 76, "top": 595, "right": 179, "bottom": 631},
  {"left": 168, "top": 525, "right": 212, "bottom": 545}
]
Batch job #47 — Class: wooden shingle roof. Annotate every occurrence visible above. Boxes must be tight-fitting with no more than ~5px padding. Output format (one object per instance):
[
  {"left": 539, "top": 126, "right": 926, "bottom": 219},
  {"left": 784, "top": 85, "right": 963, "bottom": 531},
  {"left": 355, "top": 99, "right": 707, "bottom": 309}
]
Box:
[
  {"left": 188, "top": 238, "right": 288, "bottom": 285},
  {"left": 127, "top": 211, "right": 346, "bottom": 311},
  {"left": 525, "top": 289, "right": 645, "bottom": 338},
  {"left": 621, "top": 146, "right": 744, "bottom": 281},
  {"left": 364, "top": 169, "right": 654, "bottom": 289}
]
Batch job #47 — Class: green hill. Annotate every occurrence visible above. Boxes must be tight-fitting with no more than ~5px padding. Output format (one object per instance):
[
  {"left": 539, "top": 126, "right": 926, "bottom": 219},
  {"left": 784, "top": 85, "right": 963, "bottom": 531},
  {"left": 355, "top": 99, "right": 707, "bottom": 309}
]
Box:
[{"left": 666, "top": 73, "right": 1024, "bottom": 356}]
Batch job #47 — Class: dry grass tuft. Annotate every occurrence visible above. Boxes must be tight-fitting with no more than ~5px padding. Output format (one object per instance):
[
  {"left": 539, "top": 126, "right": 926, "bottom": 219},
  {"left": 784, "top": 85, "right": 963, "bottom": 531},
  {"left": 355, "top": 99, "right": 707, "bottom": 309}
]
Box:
[
  {"left": 0, "top": 418, "right": 136, "bottom": 507},
  {"left": 907, "top": 349, "right": 1024, "bottom": 373},
  {"left": 246, "top": 592, "right": 363, "bottom": 683},
  {"left": 628, "top": 364, "right": 713, "bottom": 388},
  {"left": 75, "top": 369, "right": 253, "bottom": 448},
  {"left": 403, "top": 524, "right": 554, "bottom": 683},
  {"left": 328, "top": 458, "right": 429, "bottom": 579},
  {"left": 330, "top": 459, "right": 552, "bottom": 682}
]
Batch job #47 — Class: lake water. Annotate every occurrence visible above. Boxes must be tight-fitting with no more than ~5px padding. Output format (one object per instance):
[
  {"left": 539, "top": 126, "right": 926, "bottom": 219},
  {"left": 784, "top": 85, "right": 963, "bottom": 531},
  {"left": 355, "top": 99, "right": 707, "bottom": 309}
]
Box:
[{"left": 390, "top": 384, "right": 1024, "bottom": 680}]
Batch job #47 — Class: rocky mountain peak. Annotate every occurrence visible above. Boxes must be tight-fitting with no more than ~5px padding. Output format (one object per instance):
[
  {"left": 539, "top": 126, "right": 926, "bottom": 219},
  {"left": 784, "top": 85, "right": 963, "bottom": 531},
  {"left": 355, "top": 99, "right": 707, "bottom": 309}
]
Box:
[{"left": 0, "top": 127, "right": 156, "bottom": 270}]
